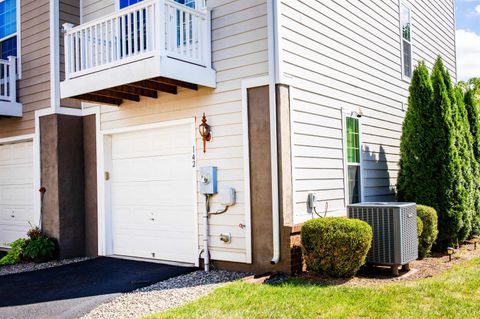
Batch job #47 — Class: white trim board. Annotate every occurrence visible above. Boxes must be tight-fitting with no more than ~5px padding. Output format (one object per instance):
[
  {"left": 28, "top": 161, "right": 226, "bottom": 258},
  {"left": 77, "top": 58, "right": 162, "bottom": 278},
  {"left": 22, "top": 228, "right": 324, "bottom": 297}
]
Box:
[
  {"left": 0, "top": 133, "right": 33, "bottom": 145},
  {"left": 16, "top": 0, "right": 21, "bottom": 78},
  {"left": 341, "top": 107, "right": 365, "bottom": 207},
  {"left": 50, "top": 0, "right": 61, "bottom": 111},
  {"left": 399, "top": 0, "right": 413, "bottom": 83}
]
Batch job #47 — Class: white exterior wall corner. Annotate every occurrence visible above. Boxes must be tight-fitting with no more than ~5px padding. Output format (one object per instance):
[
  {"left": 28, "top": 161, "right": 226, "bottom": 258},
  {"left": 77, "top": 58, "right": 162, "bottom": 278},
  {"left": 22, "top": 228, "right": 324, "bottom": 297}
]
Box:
[
  {"left": 80, "top": 0, "right": 270, "bottom": 264},
  {"left": 275, "top": 0, "right": 456, "bottom": 224}
]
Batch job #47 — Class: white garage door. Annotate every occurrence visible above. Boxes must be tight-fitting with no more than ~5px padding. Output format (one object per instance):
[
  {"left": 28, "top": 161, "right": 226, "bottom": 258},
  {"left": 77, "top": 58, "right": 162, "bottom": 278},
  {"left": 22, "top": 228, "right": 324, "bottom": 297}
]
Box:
[
  {"left": 109, "top": 122, "right": 197, "bottom": 264},
  {"left": 0, "top": 141, "right": 34, "bottom": 247}
]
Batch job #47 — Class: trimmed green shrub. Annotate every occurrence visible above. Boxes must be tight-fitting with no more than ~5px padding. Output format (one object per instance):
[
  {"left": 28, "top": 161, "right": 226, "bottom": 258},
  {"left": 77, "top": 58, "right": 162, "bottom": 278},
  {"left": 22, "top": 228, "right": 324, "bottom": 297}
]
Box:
[
  {"left": 23, "top": 236, "right": 56, "bottom": 261},
  {"left": 0, "top": 239, "right": 27, "bottom": 266},
  {"left": 417, "top": 216, "right": 423, "bottom": 238},
  {"left": 417, "top": 205, "right": 439, "bottom": 259},
  {"left": 301, "top": 218, "right": 372, "bottom": 278}
]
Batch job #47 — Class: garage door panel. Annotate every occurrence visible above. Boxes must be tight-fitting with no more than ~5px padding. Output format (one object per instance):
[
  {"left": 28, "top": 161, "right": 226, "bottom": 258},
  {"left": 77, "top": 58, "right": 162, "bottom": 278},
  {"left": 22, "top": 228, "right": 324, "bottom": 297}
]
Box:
[
  {"left": 111, "top": 181, "right": 194, "bottom": 205},
  {"left": 0, "top": 206, "right": 34, "bottom": 221},
  {"left": 111, "top": 156, "right": 192, "bottom": 182},
  {"left": 114, "top": 249, "right": 195, "bottom": 264},
  {"left": 112, "top": 146, "right": 193, "bottom": 160},
  {"left": 112, "top": 207, "right": 195, "bottom": 225},
  {"left": 0, "top": 225, "right": 30, "bottom": 245},
  {"left": 0, "top": 186, "right": 34, "bottom": 204},
  {"left": 114, "top": 228, "right": 195, "bottom": 240},
  {"left": 112, "top": 128, "right": 192, "bottom": 160},
  {"left": 110, "top": 123, "right": 196, "bottom": 264},
  {"left": 0, "top": 141, "right": 34, "bottom": 246},
  {"left": 114, "top": 234, "right": 195, "bottom": 261},
  {"left": 0, "top": 165, "right": 34, "bottom": 186},
  {"left": 113, "top": 222, "right": 194, "bottom": 234},
  {"left": 113, "top": 235, "right": 195, "bottom": 262},
  {"left": 0, "top": 142, "right": 33, "bottom": 163}
]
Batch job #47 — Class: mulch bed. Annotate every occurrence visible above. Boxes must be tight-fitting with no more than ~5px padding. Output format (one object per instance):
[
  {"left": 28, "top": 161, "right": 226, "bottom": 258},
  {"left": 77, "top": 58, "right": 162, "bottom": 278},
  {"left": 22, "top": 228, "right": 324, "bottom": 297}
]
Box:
[{"left": 297, "top": 241, "right": 480, "bottom": 287}]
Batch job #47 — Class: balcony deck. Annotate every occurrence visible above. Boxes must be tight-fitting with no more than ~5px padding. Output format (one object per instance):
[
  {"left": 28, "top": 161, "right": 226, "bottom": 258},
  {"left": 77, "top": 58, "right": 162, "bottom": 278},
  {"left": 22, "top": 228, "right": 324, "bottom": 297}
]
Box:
[
  {"left": 0, "top": 56, "right": 22, "bottom": 117},
  {"left": 60, "top": 0, "right": 215, "bottom": 105}
]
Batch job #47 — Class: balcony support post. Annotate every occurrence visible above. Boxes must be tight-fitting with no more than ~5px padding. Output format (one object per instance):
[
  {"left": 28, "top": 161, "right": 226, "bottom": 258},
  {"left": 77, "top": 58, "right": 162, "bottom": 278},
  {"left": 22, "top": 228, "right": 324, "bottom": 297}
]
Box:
[
  {"left": 201, "top": 7, "right": 211, "bottom": 68},
  {"left": 63, "top": 23, "right": 75, "bottom": 80},
  {"left": 156, "top": 0, "right": 166, "bottom": 58},
  {"left": 7, "top": 56, "right": 16, "bottom": 103}
]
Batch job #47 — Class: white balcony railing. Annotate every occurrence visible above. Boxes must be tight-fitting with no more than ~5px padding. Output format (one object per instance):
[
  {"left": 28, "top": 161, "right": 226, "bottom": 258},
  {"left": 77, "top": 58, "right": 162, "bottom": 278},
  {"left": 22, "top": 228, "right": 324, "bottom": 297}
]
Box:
[
  {"left": 63, "top": 0, "right": 211, "bottom": 80},
  {"left": 0, "top": 56, "right": 17, "bottom": 103}
]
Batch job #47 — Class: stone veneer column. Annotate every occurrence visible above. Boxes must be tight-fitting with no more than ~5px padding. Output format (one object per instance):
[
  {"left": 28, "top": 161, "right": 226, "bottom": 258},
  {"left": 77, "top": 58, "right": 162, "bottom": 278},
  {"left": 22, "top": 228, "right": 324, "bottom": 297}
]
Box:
[{"left": 40, "top": 114, "right": 85, "bottom": 258}]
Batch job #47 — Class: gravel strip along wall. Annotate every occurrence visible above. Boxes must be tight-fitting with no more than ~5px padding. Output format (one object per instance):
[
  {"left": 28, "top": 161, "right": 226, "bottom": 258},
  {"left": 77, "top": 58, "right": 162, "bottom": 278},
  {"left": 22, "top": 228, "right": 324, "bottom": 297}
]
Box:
[
  {"left": 81, "top": 270, "right": 250, "bottom": 319},
  {"left": 0, "top": 257, "right": 92, "bottom": 276}
]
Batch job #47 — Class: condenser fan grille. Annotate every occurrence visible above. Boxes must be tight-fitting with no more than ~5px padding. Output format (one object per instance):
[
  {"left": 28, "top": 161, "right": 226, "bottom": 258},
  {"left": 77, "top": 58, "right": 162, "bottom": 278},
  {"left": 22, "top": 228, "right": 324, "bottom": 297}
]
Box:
[{"left": 348, "top": 203, "right": 418, "bottom": 266}]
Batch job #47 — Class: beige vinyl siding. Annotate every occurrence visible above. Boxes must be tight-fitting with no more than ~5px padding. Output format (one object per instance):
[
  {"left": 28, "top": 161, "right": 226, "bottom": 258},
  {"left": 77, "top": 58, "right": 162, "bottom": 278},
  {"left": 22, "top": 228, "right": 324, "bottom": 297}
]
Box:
[
  {"left": 281, "top": 0, "right": 456, "bottom": 223},
  {"left": 84, "top": 0, "right": 268, "bottom": 263},
  {"left": 60, "top": 0, "right": 81, "bottom": 108},
  {"left": 60, "top": 0, "right": 81, "bottom": 82},
  {"left": 0, "top": 0, "right": 51, "bottom": 138},
  {"left": 83, "top": 0, "right": 115, "bottom": 23}
]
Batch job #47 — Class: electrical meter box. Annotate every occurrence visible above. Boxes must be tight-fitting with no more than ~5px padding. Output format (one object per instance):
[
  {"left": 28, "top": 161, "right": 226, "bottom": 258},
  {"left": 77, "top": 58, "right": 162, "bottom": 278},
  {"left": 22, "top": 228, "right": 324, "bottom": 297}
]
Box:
[{"left": 200, "top": 166, "right": 218, "bottom": 195}]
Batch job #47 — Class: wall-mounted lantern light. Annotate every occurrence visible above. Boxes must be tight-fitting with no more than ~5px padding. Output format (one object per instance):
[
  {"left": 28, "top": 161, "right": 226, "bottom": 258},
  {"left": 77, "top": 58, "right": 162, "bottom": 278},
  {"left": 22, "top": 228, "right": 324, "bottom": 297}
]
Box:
[{"left": 199, "top": 113, "right": 212, "bottom": 153}]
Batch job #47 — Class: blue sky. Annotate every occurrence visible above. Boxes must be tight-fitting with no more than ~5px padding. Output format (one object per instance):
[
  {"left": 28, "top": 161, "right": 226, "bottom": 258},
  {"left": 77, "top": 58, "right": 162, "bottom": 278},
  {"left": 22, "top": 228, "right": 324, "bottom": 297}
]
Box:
[
  {"left": 456, "top": 0, "right": 480, "bottom": 33},
  {"left": 455, "top": 0, "right": 480, "bottom": 80}
]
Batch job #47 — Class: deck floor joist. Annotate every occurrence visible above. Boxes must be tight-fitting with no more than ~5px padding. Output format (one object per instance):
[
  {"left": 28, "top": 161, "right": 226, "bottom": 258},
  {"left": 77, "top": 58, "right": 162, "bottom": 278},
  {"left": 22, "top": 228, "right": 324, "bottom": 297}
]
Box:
[{"left": 69, "top": 77, "right": 198, "bottom": 106}]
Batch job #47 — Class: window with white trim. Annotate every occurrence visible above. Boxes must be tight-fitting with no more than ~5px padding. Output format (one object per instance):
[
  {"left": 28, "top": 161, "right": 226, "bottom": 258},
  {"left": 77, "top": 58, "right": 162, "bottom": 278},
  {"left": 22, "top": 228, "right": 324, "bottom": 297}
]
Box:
[
  {"left": 0, "top": 0, "right": 17, "bottom": 60},
  {"left": 400, "top": 4, "right": 412, "bottom": 79},
  {"left": 346, "top": 117, "right": 362, "bottom": 204}
]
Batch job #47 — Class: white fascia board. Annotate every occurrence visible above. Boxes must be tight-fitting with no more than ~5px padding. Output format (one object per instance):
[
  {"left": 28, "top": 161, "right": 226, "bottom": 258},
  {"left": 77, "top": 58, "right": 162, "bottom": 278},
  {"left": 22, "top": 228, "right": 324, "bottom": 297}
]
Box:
[
  {"left": 60, "top": 57, "right": 162, "bottom": 99},
  {"left": 160, "top": 57, "right": 216, "bottom": 88},
  {"left": 0, "top": 101, "right": 22, "bottom": 117}
]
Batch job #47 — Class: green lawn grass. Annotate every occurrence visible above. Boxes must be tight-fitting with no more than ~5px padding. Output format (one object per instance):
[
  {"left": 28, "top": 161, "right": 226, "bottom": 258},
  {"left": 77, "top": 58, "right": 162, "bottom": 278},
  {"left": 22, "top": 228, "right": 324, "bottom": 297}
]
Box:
[{"left": 147, "top": 258, "right": 480, "bottom": 319}]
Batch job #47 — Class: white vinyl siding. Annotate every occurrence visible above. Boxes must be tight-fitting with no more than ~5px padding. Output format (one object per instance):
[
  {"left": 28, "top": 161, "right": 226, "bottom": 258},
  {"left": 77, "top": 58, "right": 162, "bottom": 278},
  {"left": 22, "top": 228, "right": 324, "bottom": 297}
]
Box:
[
  {"left": 84, "top": 0, "right": 268, "bottom": 263},
  {"left": 282, "top": 0, "right": 456, "bottom": 224}
]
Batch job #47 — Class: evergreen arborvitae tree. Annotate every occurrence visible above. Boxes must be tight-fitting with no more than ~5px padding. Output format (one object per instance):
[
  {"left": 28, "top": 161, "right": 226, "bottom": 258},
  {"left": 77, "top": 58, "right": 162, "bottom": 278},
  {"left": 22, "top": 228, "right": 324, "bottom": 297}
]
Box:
[
  {"left": 397, "top": 62, "right": 436, "bottom": 206},
  {"left": 430, "top": 57, "right": 469, "bottom": 248},
  {"left": 399, "top": 57, "right": 476, "bottom": 247},
  {"left": 464, "top": 88, "right": 480, "bottom": 235},
  {"left": 453, "top": 86, "right": 475, "bottom": 240}
]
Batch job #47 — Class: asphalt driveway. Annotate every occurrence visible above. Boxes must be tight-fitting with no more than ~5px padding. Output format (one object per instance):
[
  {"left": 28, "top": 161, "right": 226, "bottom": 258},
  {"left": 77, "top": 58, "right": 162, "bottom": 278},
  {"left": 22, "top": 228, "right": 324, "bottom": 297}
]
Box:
[{"left": 0, "top": 257, "right": 194, "bottom": 319}]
